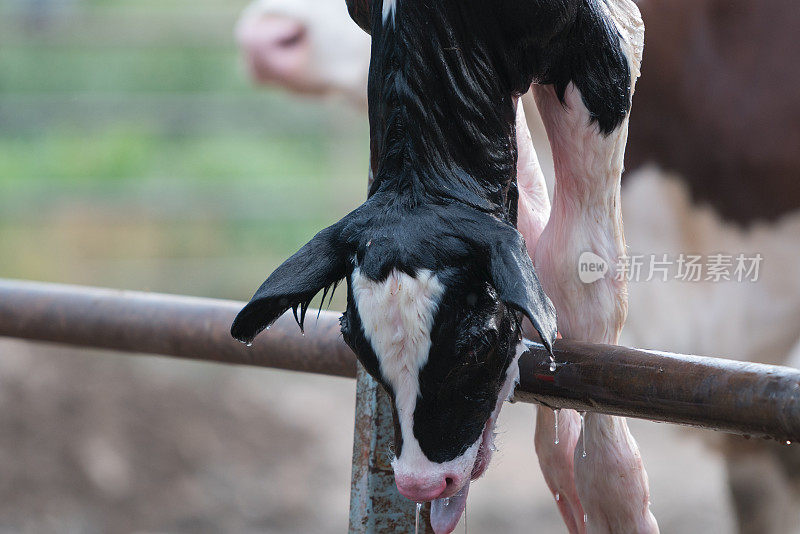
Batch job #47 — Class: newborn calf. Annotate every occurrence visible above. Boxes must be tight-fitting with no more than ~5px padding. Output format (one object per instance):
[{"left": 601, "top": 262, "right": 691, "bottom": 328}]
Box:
[{"left": 233, "top": 0, "right": 656, "bottom": 532}]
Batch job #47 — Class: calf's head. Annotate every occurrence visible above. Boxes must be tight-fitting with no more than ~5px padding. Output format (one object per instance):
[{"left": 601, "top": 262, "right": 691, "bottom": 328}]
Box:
[{"left": 231, "top": 197, "right": 556, "bottom": 501}]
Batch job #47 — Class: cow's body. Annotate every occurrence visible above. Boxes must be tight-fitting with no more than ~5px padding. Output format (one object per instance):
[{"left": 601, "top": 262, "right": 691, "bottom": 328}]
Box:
[{"left": 630, "top": 0, "right": 800, "bottom": 225}]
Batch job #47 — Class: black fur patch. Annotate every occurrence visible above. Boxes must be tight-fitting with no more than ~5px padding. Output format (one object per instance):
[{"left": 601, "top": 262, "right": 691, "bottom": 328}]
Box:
[
  {"left": 498, "top": 0, "right": 633, "bottom": 134},
  {"left": 546, "top": 0, "right": 632, "bottom": 134},
  {"left": 414, "top": 281, "right": 520, "bottom": 462}
]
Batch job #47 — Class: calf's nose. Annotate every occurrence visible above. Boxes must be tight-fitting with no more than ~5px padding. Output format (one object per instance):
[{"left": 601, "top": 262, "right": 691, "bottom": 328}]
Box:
[
  {"left": 395, "top": 473, "right": 464, "bottom": 502},
  {"left": 395, "top": 475, "right": 447, "bottom": 502},
  {"left": 235, "top": 14, "right": 309, "bottom": 83}
]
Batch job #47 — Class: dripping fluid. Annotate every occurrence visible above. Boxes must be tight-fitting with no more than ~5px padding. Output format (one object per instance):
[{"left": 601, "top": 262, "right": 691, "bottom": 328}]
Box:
[
  {"left": 580, "top": 412, "right": 587, "bottom": 459},
  {"left": 554, "top": 409, "right": 560, "bottom": 445}
]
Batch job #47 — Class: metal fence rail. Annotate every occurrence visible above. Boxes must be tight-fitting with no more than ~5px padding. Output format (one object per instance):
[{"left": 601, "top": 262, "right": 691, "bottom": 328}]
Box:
[
  {"left": 0, "top": 278, "right": 355, "bottom": 377},
  {"left": 2, "top": 278, "right": 799, "bottom": 444}
]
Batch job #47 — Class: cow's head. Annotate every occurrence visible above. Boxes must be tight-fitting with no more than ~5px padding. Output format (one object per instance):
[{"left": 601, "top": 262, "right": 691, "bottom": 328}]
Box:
[
  {"left": 231, "top": 194, "right": 556, "bottom": 529},
  {"left": 235, "top": 0, "right": 370, "bottom": 105}
]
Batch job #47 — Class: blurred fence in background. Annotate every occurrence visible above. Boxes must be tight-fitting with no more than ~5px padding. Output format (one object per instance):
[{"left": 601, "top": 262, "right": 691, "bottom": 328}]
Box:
[
  {"left": 0, "top": 0, "right": 367, "bottom": 301},
  {"left": 0, "top": 2, "right": 376, "bottom": 532}
]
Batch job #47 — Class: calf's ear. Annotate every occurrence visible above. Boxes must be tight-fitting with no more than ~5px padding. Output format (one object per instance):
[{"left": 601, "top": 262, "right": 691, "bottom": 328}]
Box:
[
  {"left": 231, "top": 221, "right": 351, "bottom": 344},
  {"left": 482, "top": 222, "right": 558, "bottom": 353}
]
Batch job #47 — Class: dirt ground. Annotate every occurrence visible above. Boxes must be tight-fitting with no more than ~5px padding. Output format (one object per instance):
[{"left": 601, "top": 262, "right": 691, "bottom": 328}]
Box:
[{"left": 0, "top": 337, "right": 737, "bottom": 534}]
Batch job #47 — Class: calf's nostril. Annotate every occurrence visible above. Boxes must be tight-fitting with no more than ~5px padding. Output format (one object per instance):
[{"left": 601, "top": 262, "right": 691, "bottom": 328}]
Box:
[{"left": 444, "top": 476, "right": 455, "bottom": 489}]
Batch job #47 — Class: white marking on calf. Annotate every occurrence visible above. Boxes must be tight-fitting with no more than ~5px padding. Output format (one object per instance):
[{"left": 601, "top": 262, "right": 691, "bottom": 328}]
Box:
[
  {"left": 351, "top": 267, "right": 479, "bottom": 484},
  {"left": 352, "top": 267, "right": 442, "bottom": 436},
  {"left": 382, "top": 0, "right": 397, "bottom": 25}
]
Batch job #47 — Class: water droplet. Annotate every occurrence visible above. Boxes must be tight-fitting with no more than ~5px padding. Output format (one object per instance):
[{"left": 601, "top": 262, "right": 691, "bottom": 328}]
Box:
[
  {"left": 584, "top": 513, "right": 588, "bottom": 524},
  {"left": 554, "top": 409, "right": 560, "bottom": 445},
  {"left": 555, "top": 492, "right": 560, "bottom": 502},
  {"left": 786, "top": 440, "right": 792, "bottom": 445},
  {"left": 266, "top": 326, "right": 270, "bottom": 330},
  {"left": 444, "top": 497, "right": 450, "bottom": 506},
  {"left": 489, "top": 443, "right": 498, "bottom": 452},
  {"left": 580, "top": 412, "right": 587, "bottom": 459},
  {"left": 415, "top": 502, "right": 422, "bottom": 534},
  {"left": 246, "top": 342, "right": 253, "bottom": 347},
  {"left": 549, "top": 361, "right": 557, "bottom": 372}
]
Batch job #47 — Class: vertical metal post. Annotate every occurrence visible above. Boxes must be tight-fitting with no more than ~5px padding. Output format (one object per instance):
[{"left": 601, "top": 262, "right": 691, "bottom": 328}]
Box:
[
  {"left": 349, "top": 364, "right": 434, "bottom": 533},
  {"left": 348, "top": 167, "right": 434, "bottom": 532}
]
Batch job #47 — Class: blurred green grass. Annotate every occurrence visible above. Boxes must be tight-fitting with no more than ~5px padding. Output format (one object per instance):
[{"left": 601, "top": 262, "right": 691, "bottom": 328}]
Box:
[
  {"left": 0, "top": 47, "right": 242, "bottom": 93},
  {"left": 0, "top": 0, "right": 369, "bottom": 302}
]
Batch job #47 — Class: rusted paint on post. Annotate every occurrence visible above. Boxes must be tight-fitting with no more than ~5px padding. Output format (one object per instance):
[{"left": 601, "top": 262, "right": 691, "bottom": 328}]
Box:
[{"left": 349, "top": 365, "right": 434, "bottom": 533}]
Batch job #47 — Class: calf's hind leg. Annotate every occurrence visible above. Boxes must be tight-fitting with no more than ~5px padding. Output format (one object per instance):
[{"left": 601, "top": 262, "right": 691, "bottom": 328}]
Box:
[
  {"left": 532, "top": 80, "right": 657, "bottom": 534},
  {"left": 530, "top": 1, "right": 657, "bottom": 531}
]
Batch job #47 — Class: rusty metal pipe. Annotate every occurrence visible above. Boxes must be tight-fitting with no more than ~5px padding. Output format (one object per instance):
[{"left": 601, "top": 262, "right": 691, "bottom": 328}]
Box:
[
  {"left": 0, "top": 279, "right": 356, "bottom": 378},
  {"left": 517, "top": 340, "right": 800, "bottom": 443},
  {"left": 1, "top": 279, "right": 799, "bottom": 442}
]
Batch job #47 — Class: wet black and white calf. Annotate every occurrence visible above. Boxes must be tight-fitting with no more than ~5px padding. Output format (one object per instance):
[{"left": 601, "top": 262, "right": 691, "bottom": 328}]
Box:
[
  {"left": 231, "top": 174, "right": 557, "bottom": 531},
  {"left": 233, "top": 0, "right": 656, "bottom": 532}
]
